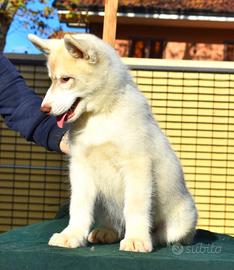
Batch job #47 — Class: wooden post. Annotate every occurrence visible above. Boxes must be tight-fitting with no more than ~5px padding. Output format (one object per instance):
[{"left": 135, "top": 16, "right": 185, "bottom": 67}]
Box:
[{"left": 102, "top": 0, "right": 118, "bottom": 47}]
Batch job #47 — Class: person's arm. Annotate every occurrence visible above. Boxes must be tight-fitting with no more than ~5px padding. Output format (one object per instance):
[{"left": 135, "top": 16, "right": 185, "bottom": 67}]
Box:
[{"left": 0, "top": 54, "right": 69, "bottom": 153}]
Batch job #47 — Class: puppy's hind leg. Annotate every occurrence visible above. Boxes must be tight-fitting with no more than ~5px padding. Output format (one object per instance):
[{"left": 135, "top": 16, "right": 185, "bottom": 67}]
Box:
[
  {"left": 88, "top": 228, "right": 119, "bottom": 244},
  {"left": 88, "top": 204, "right": 122, "bottom": 244},
  {"left": 153, "top": 198, "right": 197, "bottom": 246}
]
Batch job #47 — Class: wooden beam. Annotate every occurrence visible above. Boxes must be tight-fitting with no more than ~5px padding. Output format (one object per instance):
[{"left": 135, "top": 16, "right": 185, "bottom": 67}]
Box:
[{"left": 102, "top": 0, "right": 118, "bottom": 47}]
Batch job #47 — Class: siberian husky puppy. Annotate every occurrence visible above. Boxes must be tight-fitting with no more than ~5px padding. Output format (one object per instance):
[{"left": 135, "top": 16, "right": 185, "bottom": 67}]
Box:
[{"left": 29, "top": 33, "right": 197, "bottom": 252}]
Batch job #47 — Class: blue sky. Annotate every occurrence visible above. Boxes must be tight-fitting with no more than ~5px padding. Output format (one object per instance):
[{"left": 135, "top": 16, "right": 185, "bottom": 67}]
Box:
[{"left": 4, "top": 0, "right": 83, "bottom": 54}]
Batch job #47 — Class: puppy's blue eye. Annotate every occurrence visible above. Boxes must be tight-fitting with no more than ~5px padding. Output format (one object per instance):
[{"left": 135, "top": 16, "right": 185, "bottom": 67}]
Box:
[{"left": 61, "top": 77, "right": 71, "bottom": 83}]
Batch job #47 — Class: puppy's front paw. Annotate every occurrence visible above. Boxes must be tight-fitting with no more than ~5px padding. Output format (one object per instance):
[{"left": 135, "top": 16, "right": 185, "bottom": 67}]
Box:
[
  {"left": 120, "top": 237, "right": 153, "bottom": 253},
  {"left": 48, "top": 231, "right": 86, "bottom": 248}
]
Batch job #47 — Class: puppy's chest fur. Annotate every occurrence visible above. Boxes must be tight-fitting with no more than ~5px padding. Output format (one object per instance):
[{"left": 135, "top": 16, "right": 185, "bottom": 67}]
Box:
[{"left": 70, "top": 112, "right": 125, "bottom": 200}]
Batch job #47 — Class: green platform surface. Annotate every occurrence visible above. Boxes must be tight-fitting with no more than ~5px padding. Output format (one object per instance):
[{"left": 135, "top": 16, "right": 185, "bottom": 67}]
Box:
[{"left": 0, "top": 214, "right": 233, "bottom": 270}]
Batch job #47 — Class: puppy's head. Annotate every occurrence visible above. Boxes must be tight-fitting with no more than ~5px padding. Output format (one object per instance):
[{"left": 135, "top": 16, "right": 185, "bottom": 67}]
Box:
[{"left": 28, "top": 33, "right": 112, "bottom": 128}]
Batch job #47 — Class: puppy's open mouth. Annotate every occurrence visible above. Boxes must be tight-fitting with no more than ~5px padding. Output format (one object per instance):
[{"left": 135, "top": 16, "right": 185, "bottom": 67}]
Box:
[{"left": 56, "top": 98, "right": 81, "bottom": 128}]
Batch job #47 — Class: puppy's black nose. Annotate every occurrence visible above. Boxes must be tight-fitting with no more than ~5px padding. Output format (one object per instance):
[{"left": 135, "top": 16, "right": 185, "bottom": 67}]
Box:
[{"left": 40, "top": 104, "right": 51, "bottom": 114}]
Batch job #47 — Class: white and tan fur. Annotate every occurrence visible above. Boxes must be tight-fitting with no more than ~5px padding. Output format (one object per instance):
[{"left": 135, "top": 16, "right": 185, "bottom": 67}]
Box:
[{"left": 29, "top": 33, "right": 197, "bottom": 252}]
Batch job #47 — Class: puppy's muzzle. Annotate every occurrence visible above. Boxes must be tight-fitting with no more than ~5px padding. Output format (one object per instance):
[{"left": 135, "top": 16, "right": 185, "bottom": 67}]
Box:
[{"left": 40, "top": 104, "right": 51, "bottom": 114}]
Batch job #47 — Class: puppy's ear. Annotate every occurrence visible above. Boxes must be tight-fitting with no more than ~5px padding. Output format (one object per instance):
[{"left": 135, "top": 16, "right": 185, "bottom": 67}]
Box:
[
  {"left": 28, "top": 34, "right": 50, "bottom": 55},
  {"left": 64, "top": 34, "right": 97, "bottom": 64}
]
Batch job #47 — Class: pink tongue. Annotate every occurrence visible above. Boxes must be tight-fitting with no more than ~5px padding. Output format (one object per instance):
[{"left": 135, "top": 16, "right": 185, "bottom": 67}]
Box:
[{"left": 56, "top": 112, "right": 69, "bottom": 128}]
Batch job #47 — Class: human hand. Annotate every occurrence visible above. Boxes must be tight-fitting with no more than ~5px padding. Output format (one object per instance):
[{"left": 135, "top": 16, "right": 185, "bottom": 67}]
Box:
[{"left": 59, "top": 131, "right": 70, "bottom": 155}]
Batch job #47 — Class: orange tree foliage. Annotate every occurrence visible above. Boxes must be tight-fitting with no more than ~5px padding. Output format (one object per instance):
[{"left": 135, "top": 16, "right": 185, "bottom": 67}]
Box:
[{"left": 0, "top": 0, "right": 81, "bottom": 51}]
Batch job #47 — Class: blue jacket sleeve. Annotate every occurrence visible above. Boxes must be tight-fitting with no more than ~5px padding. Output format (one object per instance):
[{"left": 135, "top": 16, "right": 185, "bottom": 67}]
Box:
[{"left": 0, "top": 54, "right": 69, "bottom": 152}]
